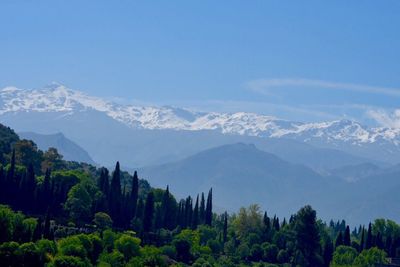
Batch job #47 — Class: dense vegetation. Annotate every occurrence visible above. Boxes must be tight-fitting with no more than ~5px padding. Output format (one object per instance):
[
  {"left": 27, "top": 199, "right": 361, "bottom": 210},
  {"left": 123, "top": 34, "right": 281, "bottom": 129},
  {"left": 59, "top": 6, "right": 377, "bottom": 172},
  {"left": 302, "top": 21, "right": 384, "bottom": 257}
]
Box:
[{"left": 0, "top": 123, "right": 398, "bottom": 267}]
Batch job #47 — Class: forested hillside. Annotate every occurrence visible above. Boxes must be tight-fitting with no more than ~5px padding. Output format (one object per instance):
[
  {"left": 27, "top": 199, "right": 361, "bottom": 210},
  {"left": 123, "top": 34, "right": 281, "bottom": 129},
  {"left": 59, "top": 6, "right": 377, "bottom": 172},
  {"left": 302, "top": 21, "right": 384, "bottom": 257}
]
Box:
[{"left": 0, "top": 123, "right": 398, "bottom": 267}]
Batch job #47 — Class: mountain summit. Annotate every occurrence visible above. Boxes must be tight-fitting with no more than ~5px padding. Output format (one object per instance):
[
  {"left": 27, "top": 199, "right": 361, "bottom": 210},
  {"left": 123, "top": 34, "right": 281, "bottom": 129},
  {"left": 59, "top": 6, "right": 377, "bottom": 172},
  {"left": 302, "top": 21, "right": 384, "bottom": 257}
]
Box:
[
  {"left": 1, "top": 83, "right": 399, "bottom": 143},
  {"left": 1, "top": 83, "right": 399, "bottom": 166}
]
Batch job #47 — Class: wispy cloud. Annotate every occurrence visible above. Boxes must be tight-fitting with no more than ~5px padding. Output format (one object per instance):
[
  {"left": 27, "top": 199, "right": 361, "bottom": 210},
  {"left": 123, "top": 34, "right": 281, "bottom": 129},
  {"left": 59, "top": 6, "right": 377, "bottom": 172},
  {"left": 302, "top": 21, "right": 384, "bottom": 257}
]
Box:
[
  {"left": 246, "top": 78, "right": 400, "bottom": 97},
  {"left": 367, "top": 109, "right": 400, "bottom": 129}
]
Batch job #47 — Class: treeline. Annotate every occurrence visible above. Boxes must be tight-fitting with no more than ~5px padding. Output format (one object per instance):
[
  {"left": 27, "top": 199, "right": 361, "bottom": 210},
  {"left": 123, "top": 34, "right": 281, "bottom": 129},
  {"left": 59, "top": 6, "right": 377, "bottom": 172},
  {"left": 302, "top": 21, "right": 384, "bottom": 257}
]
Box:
[
  {"left": 0, "top": 124, "right": 215, "bottom": 240},
  {"left": 0, "top": 123, "right": 398, "bottom": 266}
]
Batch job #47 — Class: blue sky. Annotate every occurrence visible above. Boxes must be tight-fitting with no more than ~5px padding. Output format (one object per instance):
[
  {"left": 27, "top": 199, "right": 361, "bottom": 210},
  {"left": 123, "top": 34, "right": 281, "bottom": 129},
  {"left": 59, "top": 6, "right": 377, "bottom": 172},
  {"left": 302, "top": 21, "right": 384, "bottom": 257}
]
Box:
[{"left": 1, "top": 1, "right": 400, "bottom": 125}]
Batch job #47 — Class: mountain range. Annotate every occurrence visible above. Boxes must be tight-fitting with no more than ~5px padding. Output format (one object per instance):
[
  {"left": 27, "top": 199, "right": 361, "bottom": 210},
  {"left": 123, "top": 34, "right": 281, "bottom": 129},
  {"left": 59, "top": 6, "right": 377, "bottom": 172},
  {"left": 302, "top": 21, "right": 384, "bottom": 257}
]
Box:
[
  {"left": 0, "top": 83, "right": 399, "bottom": 168},
  {"left": 1, "top": 83, "right": 400, "bottom": 224}
]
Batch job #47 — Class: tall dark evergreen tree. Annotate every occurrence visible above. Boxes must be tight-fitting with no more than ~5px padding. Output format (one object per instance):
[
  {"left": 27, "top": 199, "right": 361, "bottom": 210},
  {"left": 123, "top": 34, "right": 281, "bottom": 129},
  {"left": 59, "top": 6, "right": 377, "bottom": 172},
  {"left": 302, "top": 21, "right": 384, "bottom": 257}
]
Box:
[
  {"left": 161, "top": 186, "right": 172, "bottom": 229},
  {"left": 184, "top": 196, "right": 193, "bottom": 228},
  {"left": 130, "top": 171, "right": 139, "bottom": 219},
  {"left": 344, "top": 225, "right": 351, "bottom": 246},
  {"left": 335, "top": 231, "right": 344, "bottom": 248},
  {"left": 366, "top": 222, "right": 373, "bottom": 249},
  {"left": 98, "top": 168, "right": 110, "bottom": 196},
  {"left": 205, "top": 188, "right": 212, "bottom": 226},
  {"left": 109, "top": 162, "right": 122, "bottom": 225},
  {"left": 199, "top": 192, "right": 205, "bottom": 224},
  {"left": 323, "top": 237, "right": 334, "bottom": 267},
  {"left": 143, "top": 192, "right": 155, "bottom": 233},
  {"left": 19, "top": 163, "right": 36, "bottom": 211},
  {"left": 223, "top": 211, "right": 228, "bottom": 243},
  {"left": 192, "top": 195, "right": 199, "bottom": 229},
  {"left": 359, "top": 226, "right": 365, "bottom": 252}
]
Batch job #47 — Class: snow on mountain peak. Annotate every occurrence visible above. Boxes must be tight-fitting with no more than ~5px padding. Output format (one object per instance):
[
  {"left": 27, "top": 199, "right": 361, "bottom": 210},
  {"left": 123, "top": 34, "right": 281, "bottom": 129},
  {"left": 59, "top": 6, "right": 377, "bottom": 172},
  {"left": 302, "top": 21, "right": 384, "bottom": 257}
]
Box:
[{"left": 0, "top": 83, "right": 399, "bottom": 145}]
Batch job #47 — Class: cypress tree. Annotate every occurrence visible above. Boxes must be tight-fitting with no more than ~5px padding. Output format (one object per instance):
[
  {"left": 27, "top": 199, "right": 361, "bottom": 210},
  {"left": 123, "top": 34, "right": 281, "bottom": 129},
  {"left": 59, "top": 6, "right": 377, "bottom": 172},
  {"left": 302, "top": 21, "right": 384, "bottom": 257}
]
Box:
[
  {"left": 154, "top": 205, "right": 163, "bottom": 230},
  {"left": 335, "top": 231, "right": 344, "bottom": 248},
  {"left": 192, "top": 195, "right": 199, "bottom": 229},
  {"left": 143, "top": 192, "right": 155, "bottom": 232},
  {"left": 223, "top": 211, "right": 228, "bottom": 243},
  {"left": 109, "top": 162, "right": 122, "bottom": 224},
  {"left": 0, "top": 166, "right": 4, "bottom": 202},
  {"left": 263, "top": 212, "right": 271, "bottom": 230},
  {"left": 43, "top": 209, "right": 51, "bottom": 239},
  {"left": 360, "top": 226, "right": 365, "bottom": 251},
  {"left": 6, "top": 149, "right": 15, "bottom": 182},
  {"left": 205, "top": 188, "right": 212, "bottom": 226},
  {"left": 282, "top": 218, "right": 287, "bottom": 228},
  {"left": 184, "top": 196, "right": 193, "bottom": 228},
  {"left": 323, "top": 237, "right": 334, "bottom": 267},
  {"left": 130, "top": 171, "right": 139, "bottom": 218},
  {"left": 199, "top": 192, "right": 205, "bottom": 224},
  {"left": 366, "top": 223, "right": 373, "bottom": 249},
  {"left": 344, "top": 225, "right": 351, "bottom": 246},
  {"left": 136, "top": 199, "right": 144, "bottom": 222},
  {"left": 161, "top": 186, "right": 171, "bottom": 229}
]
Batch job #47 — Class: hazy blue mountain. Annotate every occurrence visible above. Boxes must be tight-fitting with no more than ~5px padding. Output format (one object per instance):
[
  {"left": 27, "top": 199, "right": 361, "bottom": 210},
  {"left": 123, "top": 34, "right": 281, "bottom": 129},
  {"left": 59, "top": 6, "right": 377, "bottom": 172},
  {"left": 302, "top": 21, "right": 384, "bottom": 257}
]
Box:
[
  {"left": 329, "top": 163, "right": 382, "bottom": 182},
  {"left": 139, "top": 143, "right": 400, "bottom": 224},
  {"left": 19, "top": 131, "right": 96, "bottom": 165},
  {"left": 140, "top": 143, "right": 346, "bottom": 220}
]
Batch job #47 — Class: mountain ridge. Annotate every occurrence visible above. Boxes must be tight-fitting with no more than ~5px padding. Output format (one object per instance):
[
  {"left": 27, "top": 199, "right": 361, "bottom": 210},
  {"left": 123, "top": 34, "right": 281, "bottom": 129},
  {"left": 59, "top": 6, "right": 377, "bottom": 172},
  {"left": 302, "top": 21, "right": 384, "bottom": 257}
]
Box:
[
  {"left": 1, "top": 83, "right": 400, "bottom": 167},
  {"left": 1, "top": 83, "right": 399, "bottom": 146}
]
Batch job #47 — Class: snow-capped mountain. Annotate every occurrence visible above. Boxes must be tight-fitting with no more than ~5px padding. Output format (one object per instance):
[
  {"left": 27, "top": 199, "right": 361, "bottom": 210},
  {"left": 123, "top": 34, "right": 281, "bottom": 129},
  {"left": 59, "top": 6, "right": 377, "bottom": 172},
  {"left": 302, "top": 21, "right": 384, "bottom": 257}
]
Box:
[{"left": 1, "top": 83, "right": 399, "bottom": 147}]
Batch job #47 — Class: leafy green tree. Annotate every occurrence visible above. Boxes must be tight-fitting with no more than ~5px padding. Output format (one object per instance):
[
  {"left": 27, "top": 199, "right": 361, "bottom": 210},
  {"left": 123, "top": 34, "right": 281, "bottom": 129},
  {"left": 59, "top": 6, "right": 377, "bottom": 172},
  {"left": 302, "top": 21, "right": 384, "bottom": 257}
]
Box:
[
  {"left": 15, "top": 242, "right": 41, "bottom": 267},
  {"left": 330, "top": 245, "right": 358, "bottom": 267},
  {"left": 232, "top": 204, "right": 263, "bottom": 240},
  {"left": 0, "top": 241, "right": 19, "bottom": 267},
  {"left": 41, "top": 148, "right": 65, "bottom": 173},
  {"left": 93, "top": 212, "right": 113, "bottom": 230},
  {"left": 64, "top": 183, "right": 92, "bottom": 223},
  {"left": 50, "top": 255, "right": 88, "bottom": 267},
  {"left": 36, "top": 239, "right": 57, "bottom": 264},
  {"left": 292, "top": 205, "right": 323, "bottom": 267},
  {"left": 115, "top": 234, "right": 141, "bottom": 261},
  {"left": 0, "top": 124, "right": 19, "bottom": 164},
  {"left": 14, "top": 140, "right": 43, "bottom": 174},
  {"left": 353, "top": 247, "right": 388, "bottom": 266}
]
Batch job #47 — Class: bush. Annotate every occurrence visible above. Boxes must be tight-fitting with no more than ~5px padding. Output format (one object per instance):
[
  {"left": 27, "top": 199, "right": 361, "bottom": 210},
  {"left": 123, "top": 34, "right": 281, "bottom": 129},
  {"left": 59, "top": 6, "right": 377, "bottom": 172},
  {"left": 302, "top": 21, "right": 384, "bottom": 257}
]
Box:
[
  {"left": 98, "top": 250, "right": 125, "bottom": 267},
  {"left": 114, "top": 234, "right": 141, "bottom": 261},
  {"left": 50, "top": 255, "right": 89, "bottom": 267}
]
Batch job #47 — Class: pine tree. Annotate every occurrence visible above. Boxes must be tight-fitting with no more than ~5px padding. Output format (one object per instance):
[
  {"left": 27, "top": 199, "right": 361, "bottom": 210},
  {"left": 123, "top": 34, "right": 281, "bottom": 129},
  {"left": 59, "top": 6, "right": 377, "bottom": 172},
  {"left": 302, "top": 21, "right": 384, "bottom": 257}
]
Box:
[
  {"left": 205, "top": 188, "right": 212, "bottom": 226},
  {"left": 344, "top": 225, "right": 351, "bottom": 246},
  {"left": 143, "top": 192, "right": 155, "bottom": 233},
  {"left": 192, "top": 195, "right": 199, "bottom": 229}
]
